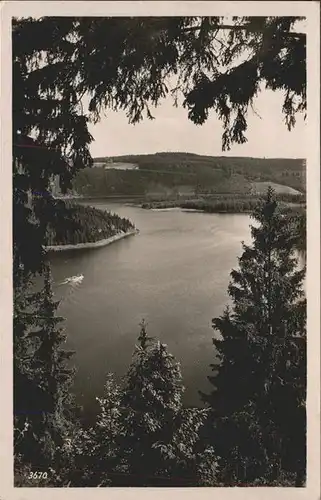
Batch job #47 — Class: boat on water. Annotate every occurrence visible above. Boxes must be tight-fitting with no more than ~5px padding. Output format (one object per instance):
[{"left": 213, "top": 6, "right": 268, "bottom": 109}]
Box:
[{"left": 60, "top": 274, "right": 84, "bottom": 285}]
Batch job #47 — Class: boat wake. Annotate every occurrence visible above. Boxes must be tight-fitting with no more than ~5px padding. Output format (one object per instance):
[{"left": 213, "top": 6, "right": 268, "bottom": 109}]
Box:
[
  {"left": 57, "top": 274, "right": 84, "bottom": 308},
  {"left": 60, "top": 274, "right": 84, "bottom": 286}
]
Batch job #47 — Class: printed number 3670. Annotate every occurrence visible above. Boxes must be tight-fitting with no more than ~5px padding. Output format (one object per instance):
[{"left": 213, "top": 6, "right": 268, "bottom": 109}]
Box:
[{"left": 28, "top": 471, "right": 48, "bottom": 480}]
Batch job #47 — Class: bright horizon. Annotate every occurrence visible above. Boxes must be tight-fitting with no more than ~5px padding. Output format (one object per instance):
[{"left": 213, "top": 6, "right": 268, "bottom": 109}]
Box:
[
  {"left": 94, "top": 152, "right": 305, "bottom": 160},
  {"left": 88, "top": 87, "right": 307, "bottom": 161}
]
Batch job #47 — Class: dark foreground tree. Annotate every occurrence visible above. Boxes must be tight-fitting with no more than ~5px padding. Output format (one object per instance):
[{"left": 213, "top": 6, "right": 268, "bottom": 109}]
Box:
[
  {"left": 73, "top": 373, "right": 127, "bottom": 487},
  {"left": 201, "top": 187, "right": 306, "bottom": 485},
  {"left": 116, "top": 322, "right": 218, "bottom": 487},
  {"left": 119, "top": 321, "right": 184, "bottom": 486},
  {"left": 14, "top": 265, "right": 76, "bottom": 480}
]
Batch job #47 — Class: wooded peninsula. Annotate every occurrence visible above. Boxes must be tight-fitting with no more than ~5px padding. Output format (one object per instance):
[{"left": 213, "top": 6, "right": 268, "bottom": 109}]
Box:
[{"left": 45, "top": 202, "right": 135, "bottom": 247}]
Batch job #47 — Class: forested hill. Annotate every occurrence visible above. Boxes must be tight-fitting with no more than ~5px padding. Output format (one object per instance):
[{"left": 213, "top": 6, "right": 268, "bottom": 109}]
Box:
[
  {"left": 73, "top": 152, "right": 305, "bottom": 198},
  {"left": 45, "top": 203, "right": 135, "bottom": 246}
]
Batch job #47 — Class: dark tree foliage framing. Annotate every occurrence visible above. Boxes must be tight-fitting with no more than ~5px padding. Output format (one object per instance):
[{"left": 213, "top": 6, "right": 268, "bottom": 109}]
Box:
[
  {"left": 12, "top": 16, "right": 307, "bottom": 487},
  {"left": 14, "top": 266, "right": 76, "bottom": 475},
  {"left": 201, "top": 187, "right": 306, "bottom": 486}
]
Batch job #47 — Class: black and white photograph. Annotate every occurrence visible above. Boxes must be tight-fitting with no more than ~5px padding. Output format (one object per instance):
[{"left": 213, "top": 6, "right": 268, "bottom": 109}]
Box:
[{"left": 0, "top": 1, "right": 320, "bottom": 495}]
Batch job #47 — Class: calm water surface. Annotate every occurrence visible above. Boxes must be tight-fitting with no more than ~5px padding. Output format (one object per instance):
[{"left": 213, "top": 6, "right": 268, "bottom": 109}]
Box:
[{"left": 49, "top": 202, "right": 252, "bottom": 418}]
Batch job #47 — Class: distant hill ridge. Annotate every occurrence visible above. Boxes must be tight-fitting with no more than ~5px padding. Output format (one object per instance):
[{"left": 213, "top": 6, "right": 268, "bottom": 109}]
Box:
[
  {"left": 73, "top": 152, "right": 305, "bottom": 198},
  {"left": 95, "top": 151, "right": 304, "bottom": 166}
]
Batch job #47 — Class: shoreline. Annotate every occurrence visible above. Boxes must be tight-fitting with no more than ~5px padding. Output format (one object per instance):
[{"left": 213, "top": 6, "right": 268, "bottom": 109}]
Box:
[
  {"left": 45, "top": 229, "right": 139, "bottom": 252},
  {"left": 148, "top": 207, "right": 252, "bottom": 214},
  {"left": 139, "top": 202, "right": 304, "bottom": 215},
  {"left": 141, "top": 205, "right": 253, "bottom": 214}
]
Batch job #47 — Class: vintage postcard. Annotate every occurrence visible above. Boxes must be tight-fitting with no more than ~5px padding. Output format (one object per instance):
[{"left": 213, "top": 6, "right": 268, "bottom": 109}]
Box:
[{"left": 0, "top": 1, "right": 320, "bottom": 499}]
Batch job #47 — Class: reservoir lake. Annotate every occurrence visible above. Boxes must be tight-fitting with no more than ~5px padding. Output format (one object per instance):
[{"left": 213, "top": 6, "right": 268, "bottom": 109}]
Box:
[{"left": 49, "top": 201, "right": 252, "bottom": 420}]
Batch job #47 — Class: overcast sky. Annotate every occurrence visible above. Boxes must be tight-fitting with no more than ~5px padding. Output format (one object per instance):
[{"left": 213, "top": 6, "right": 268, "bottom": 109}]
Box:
[{"left": 88, "top": 88, "right": 306, "bottom": 159}]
